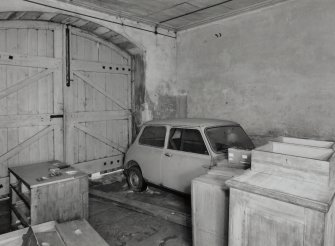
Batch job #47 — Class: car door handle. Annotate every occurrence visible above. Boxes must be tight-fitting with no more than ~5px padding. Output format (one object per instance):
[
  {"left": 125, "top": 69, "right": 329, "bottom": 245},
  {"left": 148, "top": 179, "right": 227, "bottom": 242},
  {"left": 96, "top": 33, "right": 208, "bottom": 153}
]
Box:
[{"left": 164, "top": 152, "right": 172, "bottom": 157}]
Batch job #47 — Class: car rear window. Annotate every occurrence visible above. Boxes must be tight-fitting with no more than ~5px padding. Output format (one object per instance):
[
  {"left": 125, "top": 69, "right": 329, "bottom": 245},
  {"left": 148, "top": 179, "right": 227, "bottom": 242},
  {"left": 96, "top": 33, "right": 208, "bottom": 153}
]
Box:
[
  {"left": 168, "top": 128, "right": 208, "bottom": 155},
  {"left": 139, "top": 126, "right": 166, "bottom": 148}
]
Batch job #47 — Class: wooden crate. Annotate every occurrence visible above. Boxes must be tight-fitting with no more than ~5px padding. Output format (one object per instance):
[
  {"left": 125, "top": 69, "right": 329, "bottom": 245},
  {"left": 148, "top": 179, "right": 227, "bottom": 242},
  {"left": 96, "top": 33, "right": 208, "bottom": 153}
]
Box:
[
  {"left": 226, "top": 171, "right": 335, "bottom": 246},
  {"left": 9, "top": 161, "right": 88, "bottom": 226},
  {"left": 271, "top": 136, "right": 334, "bottom": 148},
  {"left": 192, "top": 167, "right": 245, "bottom": 246},
  {"left": 252, "top": 142, "right": 335, "bottom": 186},
  {"left": 0, "top": 219, "right": 108, "bottom": 246}
]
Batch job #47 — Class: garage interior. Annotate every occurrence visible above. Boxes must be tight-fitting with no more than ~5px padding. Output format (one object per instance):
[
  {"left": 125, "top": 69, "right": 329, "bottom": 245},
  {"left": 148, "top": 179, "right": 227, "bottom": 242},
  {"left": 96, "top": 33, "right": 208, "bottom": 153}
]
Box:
[{"left": 0, "top": 0, "right": 335, "bottom": 245}]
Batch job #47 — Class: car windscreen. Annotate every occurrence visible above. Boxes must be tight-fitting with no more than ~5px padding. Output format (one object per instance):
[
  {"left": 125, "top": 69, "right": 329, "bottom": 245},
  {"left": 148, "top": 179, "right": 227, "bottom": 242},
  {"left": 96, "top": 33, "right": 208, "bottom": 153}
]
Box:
[{"left": 205, "top": 126, "right": 254, "bottom": 154}]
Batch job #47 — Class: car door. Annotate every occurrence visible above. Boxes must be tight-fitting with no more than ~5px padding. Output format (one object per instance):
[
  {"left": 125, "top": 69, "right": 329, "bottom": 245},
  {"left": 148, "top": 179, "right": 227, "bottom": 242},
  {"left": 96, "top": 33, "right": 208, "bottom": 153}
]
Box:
[
  {"left": 161, "top": 127, "right": 211, "bottom": 193},
  {"left": 132, "top": 125, "right": 167, "bottom": 185}
]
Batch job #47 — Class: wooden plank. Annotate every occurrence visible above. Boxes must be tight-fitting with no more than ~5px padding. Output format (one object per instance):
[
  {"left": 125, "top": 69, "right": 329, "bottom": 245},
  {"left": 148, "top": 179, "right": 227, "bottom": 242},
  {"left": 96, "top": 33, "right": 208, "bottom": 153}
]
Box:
[
  {"left": 325, "top": 199, "right": 335, "bottom": 246},
  {"left": 255, "top": 142, "right": 334, "bottom": 160},
  {"left": 0, "top": 126, "right": 54, "bottom": 164},
  {"left": 226, "top": 171, "right": 334, "bottom": 213},
  {"left": 71, "top": 59, "right": 130, "bottom": 74},
  {"left": 0, "top": 20, "right": 62, "bottom": 30},
  {"left": 68, "top": 111, "right": 129, "bottom": 123},
  {"left": 252, "top": 142, "right": 335, "bottom": 185},
  {"left": 271, "top": 136, "right": 334, "bottom": 148},
  {"left": 228, "top": 188, "right": 306, "bottom": 246},
  {"left": 74, "top": 71, "right": 127, "bottom": 110},
  {"left": 74, "top": 123, "right": 126, "bottom": 153},
  {"left": 21, "top": 227, "right": 39, "bottom": 246},
  {"left": 0, "top": 68, "right": 55, "bottom": 100},
  {"left": 90, "top": 189, "right": 191, "bottom": 228},
  {"left": 0, "top": 52, "right": 61, "bottom": 68},
  {"left": 73, "top": 155, "right": 123, "bottom": 174},
  {"left": 71, "top": 27, "right": 130, "bottom": 60},
  {"left": 35, "top": 231, "right": 66, "bottom": 246},
  {"left": 0, "top": 221, "right": 56, "bottom": 246},
  {"left": 0, "top": 114, "right": 61, "bottom": 128},
  {"left": 31, "top": 179, "right": 84, "bottom": 224},
  {"left": 192, "top": 174, "right": 231, "bottom": 246},
  {"left": 82, "top": 38, "right": 97, "bottom": 163},
  {"left": 92, "top": 70, "right": 107, "bottom": 160},
  {"left": 6, "top": 28, "right": 19, "bottom": 168},
  {"left": 304, "top": 208, "right": 325, "bottom": 246},
  {"left": 56, "top": 220, "right": 109, "bottom": 246}
]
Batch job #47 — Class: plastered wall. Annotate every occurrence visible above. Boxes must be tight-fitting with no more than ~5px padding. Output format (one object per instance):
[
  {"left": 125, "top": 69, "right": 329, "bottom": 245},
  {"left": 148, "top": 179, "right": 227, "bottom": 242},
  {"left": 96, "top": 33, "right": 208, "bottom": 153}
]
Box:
[{"left": 177, "top": 0, "right": 335, "bottom": 145}]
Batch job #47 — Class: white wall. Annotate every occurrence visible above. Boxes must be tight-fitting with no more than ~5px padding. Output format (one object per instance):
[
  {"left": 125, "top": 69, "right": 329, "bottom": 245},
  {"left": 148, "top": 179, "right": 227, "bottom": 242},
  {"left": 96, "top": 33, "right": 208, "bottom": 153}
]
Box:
[{"left": 177, "top": 0, "right": 335, "bottom": 145}]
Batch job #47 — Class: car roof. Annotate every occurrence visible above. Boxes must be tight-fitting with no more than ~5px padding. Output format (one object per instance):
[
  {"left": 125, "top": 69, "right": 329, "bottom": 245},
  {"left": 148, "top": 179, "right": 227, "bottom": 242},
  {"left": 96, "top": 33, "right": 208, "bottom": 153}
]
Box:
[{"left": 143, "top": 118, "right": 239, "bottom": 128}]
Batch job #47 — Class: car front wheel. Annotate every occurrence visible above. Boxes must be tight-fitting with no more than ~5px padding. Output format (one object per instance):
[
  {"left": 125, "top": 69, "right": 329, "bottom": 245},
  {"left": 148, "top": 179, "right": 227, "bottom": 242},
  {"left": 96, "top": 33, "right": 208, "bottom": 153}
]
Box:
[{"left": 126, "top": 166, "right": 146, "bottom": 192}]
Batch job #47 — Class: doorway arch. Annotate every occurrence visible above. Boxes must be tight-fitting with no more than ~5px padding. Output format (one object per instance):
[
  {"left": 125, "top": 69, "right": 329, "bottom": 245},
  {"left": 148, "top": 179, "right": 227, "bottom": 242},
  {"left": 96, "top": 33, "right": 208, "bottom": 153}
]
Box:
[{"left": 0, "top": 13, "right": 145, "bottom": 176}]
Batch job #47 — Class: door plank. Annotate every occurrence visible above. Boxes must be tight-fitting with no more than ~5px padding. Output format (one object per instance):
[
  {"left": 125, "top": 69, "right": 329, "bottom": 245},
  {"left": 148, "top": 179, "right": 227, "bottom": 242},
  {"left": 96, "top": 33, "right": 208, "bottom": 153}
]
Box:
[
  {"left": 71, "top": 28, "right": 129, "bottom": 61},
  {"left": 74, "top": 123, "right": 125, "bottom": 153},
  {"left": 74, "top": 71, "right": 127, "bottom": 110},
  {"left": 0, "top": 52, "right": 61, "bottom": 68},
  {"left": 0, "top": 125, "right": 54, "bottom": 164},
  {"left": 68, "top": 111, "right": 129, "bottom": 123},
  {"left": 0, "top": 68, "right": 54, "bottom": 100},
  {"left": 71, "top": 60, "right": 130, "bottom": 74},
  {"left": 0, "top": 114, "right": 61, "bottom": 127}
]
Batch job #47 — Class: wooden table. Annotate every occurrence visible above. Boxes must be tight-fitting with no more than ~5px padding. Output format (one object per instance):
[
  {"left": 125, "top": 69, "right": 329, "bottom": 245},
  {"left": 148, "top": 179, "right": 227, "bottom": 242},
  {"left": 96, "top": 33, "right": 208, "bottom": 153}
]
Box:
[{"left": 9, "top": 161, "right": 88, "bottom": 226}]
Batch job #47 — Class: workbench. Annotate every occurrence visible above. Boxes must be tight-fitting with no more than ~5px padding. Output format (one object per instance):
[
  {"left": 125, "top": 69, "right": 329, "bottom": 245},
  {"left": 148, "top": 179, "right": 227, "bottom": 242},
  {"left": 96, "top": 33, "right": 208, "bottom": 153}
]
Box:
[{"left": 9, "top": 161, "right": 88, "bottom": 227}]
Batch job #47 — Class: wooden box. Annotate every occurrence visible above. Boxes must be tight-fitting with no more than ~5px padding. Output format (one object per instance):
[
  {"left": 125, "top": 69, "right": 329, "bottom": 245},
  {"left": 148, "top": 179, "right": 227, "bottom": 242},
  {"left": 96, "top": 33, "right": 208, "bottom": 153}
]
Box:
[
  {"left": 192, "top": 167, "right": 245, "bottom": 246},
  {"left": 226, "top": 171, "right": 335, "bottom": 246},
  {"left": 271, "top": 136, "right": 334, "bottom": 148},
  {"left": 228, "top": 148, "right": 252, "bottom": 167},
  {"left": 0, "top": 220, "right": 108, "bottom": 246},
  {"left": 9, "top": 161, "right": 88, "bottom": 226},
  {"left": 252, "top": 141, "right": 335, "bottom": 186}
]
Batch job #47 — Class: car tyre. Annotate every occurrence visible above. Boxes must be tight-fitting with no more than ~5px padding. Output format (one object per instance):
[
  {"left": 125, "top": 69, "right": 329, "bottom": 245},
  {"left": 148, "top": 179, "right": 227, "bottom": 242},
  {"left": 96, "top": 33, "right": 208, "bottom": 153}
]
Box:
[{"left": 126, "top": 166, "right": 146, "bottom": 192}]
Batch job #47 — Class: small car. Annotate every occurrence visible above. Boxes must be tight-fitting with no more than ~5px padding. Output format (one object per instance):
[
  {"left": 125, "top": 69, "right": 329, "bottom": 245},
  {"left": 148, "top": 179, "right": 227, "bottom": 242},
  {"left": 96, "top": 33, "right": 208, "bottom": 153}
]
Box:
[{"left": 124, "top": 118, "right": 254, "bottom": 194}]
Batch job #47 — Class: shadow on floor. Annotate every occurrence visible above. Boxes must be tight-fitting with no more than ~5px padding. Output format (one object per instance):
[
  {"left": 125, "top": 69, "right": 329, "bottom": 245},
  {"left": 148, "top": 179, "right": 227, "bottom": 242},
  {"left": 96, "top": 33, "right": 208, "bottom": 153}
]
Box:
[
  {"left": 88, "top": 173, "right": 192, "bottom": 246},
  {"left": 89, "top": 196, "right": 192, "bottom": 246}
]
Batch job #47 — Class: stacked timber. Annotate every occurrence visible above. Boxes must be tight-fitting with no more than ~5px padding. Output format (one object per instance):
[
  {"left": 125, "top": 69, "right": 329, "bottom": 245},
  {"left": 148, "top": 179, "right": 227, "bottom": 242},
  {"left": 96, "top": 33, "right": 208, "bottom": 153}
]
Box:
[
  {"left": 226, "top": 137, "right": 335, "bottom": 246},
  {"left": 192, "top": 166, "right": 246, "bottom": 246}
]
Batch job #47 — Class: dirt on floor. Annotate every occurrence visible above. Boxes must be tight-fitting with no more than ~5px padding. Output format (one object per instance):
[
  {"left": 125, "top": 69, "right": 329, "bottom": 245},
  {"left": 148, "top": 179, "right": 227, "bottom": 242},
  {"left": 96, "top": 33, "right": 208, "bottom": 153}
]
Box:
[{"left": 88, "top": 173, "right": 192, "bottom": 246}]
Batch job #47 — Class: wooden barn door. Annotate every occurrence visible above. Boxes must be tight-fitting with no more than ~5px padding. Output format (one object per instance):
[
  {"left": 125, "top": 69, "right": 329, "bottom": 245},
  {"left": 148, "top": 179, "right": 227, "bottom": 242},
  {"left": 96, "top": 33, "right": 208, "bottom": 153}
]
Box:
[
  {"left": 65, "top": 27, "right": 132, "bottom": 174},
  {"left": 0, "top": 21, "right": 64, "bottom": 193}
]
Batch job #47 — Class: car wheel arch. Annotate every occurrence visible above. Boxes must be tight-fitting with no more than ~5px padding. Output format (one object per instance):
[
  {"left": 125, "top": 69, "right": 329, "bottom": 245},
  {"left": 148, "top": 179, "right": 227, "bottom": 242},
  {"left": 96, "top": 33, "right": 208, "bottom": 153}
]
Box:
[{"left": 124, "top": 160, "right": 141, "bottom": 172}]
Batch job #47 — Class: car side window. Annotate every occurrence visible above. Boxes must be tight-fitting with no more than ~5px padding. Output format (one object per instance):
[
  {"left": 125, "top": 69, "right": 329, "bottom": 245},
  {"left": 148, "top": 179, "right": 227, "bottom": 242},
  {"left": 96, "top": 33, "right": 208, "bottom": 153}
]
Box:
[
  {"left": 139, "top": 126, "right": 166, "bottom": 148},
  {"left": 168, "top": 128, "right": 208, "bottom": 155}
]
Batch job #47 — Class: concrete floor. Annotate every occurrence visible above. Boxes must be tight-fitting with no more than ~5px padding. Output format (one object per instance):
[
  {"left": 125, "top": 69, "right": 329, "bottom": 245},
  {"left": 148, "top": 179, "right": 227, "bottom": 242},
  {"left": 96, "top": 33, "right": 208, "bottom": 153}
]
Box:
[
  {"left": 0, "top": 173, "right": 192, "bottom": 245},
  {"left": 88, "top": 173, "right": 192, "bottom": 245},
  {"left": 88, "top": 197, "right": 192, "bottom": 246}
]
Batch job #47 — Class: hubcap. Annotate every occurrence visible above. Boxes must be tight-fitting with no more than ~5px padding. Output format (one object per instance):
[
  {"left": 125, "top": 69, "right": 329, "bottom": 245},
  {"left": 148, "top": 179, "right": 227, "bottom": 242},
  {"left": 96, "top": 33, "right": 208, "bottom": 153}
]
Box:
[{"left": 130, "top": 172, "right": 140, "bottom": 187}]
